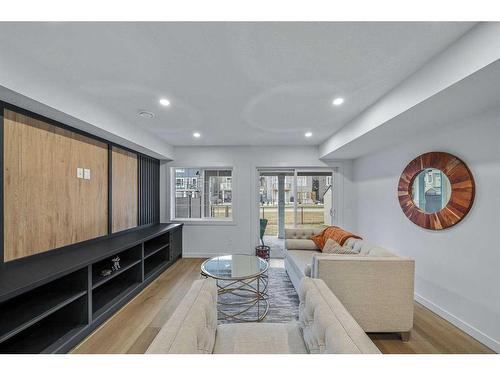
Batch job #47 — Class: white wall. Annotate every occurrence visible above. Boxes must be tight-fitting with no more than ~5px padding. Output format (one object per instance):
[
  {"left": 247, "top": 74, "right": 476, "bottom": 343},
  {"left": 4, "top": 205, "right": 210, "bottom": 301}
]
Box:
[
  {"left": 352, "top": 108, "right": 500, "bottom": 352},
  {"left": 165, "top": 146, "right": 354, "bottom": 258}
]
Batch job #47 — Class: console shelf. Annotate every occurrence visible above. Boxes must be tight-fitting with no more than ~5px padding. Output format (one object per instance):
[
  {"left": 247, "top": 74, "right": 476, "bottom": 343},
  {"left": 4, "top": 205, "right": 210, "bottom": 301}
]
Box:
[
  {"left": 0, "top": 290, "right": 87, "bottom": 344},
  {"left": 0, "top": 223, "right": 183, "bottom": 353},
  {"left": 92, "top": 258, "right": 142, "bottom": 289},
  {"left": 0, "top": 268, "right": 87, "bottom": 344},
  {"left": 93, "top": 281, "right": 142, "bottom": 320},
  {"left": 0, "top": 295, "right": 88, "bottom": 354},
  {"left": 145, "top": 247, "right": 170, "bottom": 276},
  {"left": 2, "top": 322, "right": 86, "bottom": 354},
  {"left": 92, "top": 264, "right": 142, "bottom": 319},
  {"left": 144, "top": 261, "right": 165, "bottom": 278},
  {"left": 92, "top": 244, "right": 142, "bottom": 289},
  {"left": 144, "top": 243, "right": 169, "bottom": 259},
  {"left": 144, "top": 232, "right": 170, "bottom": 258}
]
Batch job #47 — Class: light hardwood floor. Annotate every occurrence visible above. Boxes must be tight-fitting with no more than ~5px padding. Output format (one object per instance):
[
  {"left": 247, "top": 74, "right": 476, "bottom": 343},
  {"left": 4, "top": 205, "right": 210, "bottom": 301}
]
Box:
[{"left": 71, "top": 258, "right": 494, "bottom": 354}]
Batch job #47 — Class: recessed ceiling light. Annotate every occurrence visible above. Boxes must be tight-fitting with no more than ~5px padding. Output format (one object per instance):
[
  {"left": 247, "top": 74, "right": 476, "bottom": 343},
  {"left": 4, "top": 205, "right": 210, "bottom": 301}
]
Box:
[
  {"left": 193, "top": 132, "right": 201, "bottom": 138},
  {"left": 159, "top": 98, "right": 171, "bottom": 107},
  {"left": 332, "top": 97, "right": 344, "bottom": 106},
  {"left": 138, "top": 110, "right": 155, "bottom": 119},
  {"left": 305, "top": 132, "right": 313, "bottom": 138}
]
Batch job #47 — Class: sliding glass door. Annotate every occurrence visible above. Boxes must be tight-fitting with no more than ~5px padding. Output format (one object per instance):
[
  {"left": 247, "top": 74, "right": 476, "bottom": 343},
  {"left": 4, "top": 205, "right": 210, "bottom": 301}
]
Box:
[
  {"left": 259, "top": 170, "right": 294, "bottom": 238},
  {"left": 295, "top": 170, "right": 334, "bottom": 229},
  {"left": 259, "top": 169, "right": 333, "bottom": 239}
]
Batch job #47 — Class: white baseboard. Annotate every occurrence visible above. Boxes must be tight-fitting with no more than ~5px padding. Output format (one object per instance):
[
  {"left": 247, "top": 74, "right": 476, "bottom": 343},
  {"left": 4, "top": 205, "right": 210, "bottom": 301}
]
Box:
[{"left": 414, "top": 293, "right": 499, "bottom": 353}]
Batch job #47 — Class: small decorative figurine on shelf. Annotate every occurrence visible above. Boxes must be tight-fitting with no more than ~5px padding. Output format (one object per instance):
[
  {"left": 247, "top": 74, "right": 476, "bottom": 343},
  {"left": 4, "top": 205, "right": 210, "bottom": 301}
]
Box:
[
  {"left": 111, "top": 256, "right": 121, "bottom": 271},
  {"left": 100, "top": 269, "right": 112, "bottom": 277}
]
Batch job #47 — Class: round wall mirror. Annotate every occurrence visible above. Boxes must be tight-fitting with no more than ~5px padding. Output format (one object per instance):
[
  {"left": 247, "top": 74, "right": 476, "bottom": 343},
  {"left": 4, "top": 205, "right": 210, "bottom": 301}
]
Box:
[
  {"left": 398, "top": 152, "right": 475, "bottom": 230},
  {"left": 411, "top": 168, "right": 451, "bottom": 213}
]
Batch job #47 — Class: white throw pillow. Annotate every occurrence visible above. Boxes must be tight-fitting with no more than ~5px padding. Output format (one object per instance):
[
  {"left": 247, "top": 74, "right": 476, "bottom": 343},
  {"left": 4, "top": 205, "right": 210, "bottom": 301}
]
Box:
[
  {"left": 322, "top": 239, "right": 359, "bottom": 254},
  {"left": 350, "top": 239, "right": 363, "bottom": 253},
  {"left": 344, "top": 237, "right": 363, "bottom": 253}
]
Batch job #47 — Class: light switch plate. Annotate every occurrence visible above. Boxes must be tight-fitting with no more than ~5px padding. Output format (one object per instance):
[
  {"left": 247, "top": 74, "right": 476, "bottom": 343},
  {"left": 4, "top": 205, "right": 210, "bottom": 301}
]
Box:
[
  {"left": 83, "top": 168, "right": 91, "bottom": 180},
  {"left": 77, "top": 168, "right": 84, "bottom": 179}
]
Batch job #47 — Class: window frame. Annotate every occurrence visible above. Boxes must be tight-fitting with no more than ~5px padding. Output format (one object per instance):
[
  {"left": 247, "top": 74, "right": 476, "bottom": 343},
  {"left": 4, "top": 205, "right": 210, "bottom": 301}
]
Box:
[{"left": 170, "top": 166, "right": 235, "bottom": 224}]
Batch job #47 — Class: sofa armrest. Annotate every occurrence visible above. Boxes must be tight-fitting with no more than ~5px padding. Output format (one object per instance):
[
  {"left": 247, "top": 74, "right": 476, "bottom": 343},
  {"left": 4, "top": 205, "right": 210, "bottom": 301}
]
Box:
[
  {"left": 146, "top": 278, "right": 218, "bottom": 354},
  {"left": 311, "top": 254, "right": 415, "bottom": 333}
]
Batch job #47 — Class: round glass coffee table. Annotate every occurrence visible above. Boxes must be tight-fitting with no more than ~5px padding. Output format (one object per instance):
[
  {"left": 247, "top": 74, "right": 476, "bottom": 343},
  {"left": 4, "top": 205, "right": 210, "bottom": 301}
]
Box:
[{"left": 201, "top": 254, "right": 269, "bottom": 322}]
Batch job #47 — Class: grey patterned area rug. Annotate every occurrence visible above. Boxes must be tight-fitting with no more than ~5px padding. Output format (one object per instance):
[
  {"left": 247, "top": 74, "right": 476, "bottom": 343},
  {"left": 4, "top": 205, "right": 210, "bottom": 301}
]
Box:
[{"left": 218, "top": 266, "right": 299, "bottom": 324}]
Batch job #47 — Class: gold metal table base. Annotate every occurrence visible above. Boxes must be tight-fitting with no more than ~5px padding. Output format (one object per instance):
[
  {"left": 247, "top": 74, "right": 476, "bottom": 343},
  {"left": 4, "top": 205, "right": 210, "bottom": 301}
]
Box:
[{"left": 201, "top": 271, "right": 269, "bottom": 322}]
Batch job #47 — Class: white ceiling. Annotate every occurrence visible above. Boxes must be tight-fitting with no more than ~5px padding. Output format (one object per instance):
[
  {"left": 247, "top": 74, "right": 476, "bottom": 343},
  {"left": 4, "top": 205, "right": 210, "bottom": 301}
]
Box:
[
  {"left": 0, "top": 22, "right": 475, "bottom": 146},
  {"left": 327, "top": 60, "right": 500, "bottom": 159}
]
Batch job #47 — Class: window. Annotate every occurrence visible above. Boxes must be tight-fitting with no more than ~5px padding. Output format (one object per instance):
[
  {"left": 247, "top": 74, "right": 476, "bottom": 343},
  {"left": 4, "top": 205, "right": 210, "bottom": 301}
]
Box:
[{"left": 172, "top": 168, "right": 233, "bottom": 221}]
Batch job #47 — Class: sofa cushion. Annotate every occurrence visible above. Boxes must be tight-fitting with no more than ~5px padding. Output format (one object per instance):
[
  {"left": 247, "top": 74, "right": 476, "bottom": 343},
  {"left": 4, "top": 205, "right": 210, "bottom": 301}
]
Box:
[
  {"left": 286, "top": 250, "right": 318, "bottom": 279},
  {"left": 213, "top": 323, "right": 308, "bottom": 354},
  {"left": 285, "top": 227, "right": 323, "bottom": 240},
  {"left": 298, "top": 278, "right": 381, "bottom": 354},
  {"left": 285, "top": 238, "right": 319, "bottom": 251},
  {"left": 322, "top": 239, "right": 359, "bottom": 254},
  {"left": 146, "top": 278, "right": 218, "bottom": 354}
]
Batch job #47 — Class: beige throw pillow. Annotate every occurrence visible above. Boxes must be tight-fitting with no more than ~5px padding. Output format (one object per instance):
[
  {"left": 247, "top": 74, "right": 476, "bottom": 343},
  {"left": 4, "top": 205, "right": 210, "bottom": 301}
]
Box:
[{"left": 322, "top": 239, "right": 359, "bottom": 254}]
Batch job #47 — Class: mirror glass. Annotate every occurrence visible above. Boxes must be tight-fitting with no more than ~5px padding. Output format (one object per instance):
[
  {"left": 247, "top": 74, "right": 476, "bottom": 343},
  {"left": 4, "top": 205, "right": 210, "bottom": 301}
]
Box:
[{"left": 411, "top": 168, "right": 451, "bottom": 213}]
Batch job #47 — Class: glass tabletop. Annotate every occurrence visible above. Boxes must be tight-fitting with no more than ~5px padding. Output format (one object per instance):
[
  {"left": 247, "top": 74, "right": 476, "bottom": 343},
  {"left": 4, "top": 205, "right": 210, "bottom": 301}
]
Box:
[{"left": 201, "top": 255, "right": 269, "bottom": 280}]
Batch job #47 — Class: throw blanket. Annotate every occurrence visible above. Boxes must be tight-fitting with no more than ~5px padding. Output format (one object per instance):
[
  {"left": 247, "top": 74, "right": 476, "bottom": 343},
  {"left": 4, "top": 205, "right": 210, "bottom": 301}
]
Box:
[{"left": 311, "top": 226, "right": 362, "bottom": 250}]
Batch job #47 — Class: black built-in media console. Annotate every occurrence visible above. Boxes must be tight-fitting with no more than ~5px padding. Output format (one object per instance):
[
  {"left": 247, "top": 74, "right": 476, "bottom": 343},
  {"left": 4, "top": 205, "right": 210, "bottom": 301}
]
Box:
[{"left": 0, "top": 223, "right": 182, "bottom": 353}]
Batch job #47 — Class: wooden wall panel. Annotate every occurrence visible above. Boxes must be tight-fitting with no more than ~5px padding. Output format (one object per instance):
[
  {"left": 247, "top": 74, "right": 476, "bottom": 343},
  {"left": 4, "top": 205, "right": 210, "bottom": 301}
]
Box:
[
  {"left": 3, "top": 109, "right": 108, "bottom": 262},
  {"left": 112, "top": 146, "right": 138, "bottom": 233}
]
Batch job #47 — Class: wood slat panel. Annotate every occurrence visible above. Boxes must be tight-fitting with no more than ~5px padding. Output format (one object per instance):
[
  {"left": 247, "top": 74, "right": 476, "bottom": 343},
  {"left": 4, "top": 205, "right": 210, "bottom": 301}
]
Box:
[
  {"left": 3, "top": 109, "right": 108, "bottom": 262},
  {"left": 138, "top": 155, "right": 160, "bottom": 226},
  {"left": 112, "top": 146, "right": 138, "bottom": 233}
]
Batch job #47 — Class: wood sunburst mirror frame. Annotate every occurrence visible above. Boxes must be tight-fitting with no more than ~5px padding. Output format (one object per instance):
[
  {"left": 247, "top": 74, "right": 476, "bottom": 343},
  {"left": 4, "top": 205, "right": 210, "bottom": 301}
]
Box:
[{"left": 398, "top": 152, "right": 475, "bottom": 230}]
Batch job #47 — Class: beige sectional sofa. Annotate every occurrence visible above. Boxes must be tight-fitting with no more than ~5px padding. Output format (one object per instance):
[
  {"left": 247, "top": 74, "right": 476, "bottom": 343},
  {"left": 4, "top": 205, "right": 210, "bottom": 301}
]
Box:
[
  {"left": 284, "top": 228, "right": 415, "bottom": 340},
  {"left": 146, "top": 277, "right": 381, "bottom": 354}
]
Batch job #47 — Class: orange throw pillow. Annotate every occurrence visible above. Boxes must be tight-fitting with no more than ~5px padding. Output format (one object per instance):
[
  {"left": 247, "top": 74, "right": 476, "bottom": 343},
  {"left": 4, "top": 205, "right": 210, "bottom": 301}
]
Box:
[
  {"left": 322, "top": 226, "right": 362, "bottom": 246},
  {"left": 310, "top": 226, "right": 362, "bottom": 250},
  {"left": 311, "top": 232, "right": 325, "bottom": 249}
]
